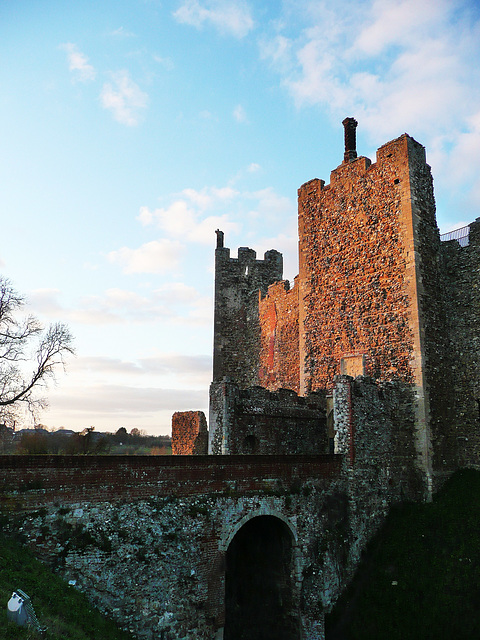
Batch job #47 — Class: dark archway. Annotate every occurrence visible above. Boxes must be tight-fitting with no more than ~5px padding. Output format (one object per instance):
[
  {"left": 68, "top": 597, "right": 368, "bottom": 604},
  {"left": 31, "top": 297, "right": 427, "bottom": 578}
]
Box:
[
  {"left": 243, "top": 434, "right": 258, "bottom": 454},
  {"left": 224, "top": 515, "right": 299, "bottom": 640}
]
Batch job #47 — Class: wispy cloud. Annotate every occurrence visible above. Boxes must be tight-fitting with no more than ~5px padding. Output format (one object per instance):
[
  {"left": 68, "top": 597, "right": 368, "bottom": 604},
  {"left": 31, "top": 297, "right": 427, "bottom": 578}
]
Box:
[
  {"left": 28, "top": 282, "right": 212, "bottom": 327},
  {"left": 100, "top": 70, "right": 148, "bottom": 126},
  {"left": 60, "top": 43, "right": 96, "bottom": 82},
  {"left": 73, "top": 352, "right": 211, "bottom": 383},
  {"left": 110, "top": 26, "right": 136, "bottom": 38},
  {"left": 259, "top": 0, "right": 480, "bottom": 220},
  {"left": 233, "top": 104, "right": 248, "bottom": 123},
  {"left": 107, "top": 238, "right": 183, "bottom": 273},
  {"left": 261, "top": 1, "right": 480, "bottom": 139},
  {"left": 138, "top": 186, "right": 240, "bottom": 244},
  {"left": 49, "top": 383, "right": 206, "bottom": 415},
  {"left": 173, "top": 0, "right": 254, "bottom": 38},
  {"left": 139, "top": 182, "right": 294, "bottom": 238},
  {"left": 153, "top": 54, "right": 175, "bottom": 71}
]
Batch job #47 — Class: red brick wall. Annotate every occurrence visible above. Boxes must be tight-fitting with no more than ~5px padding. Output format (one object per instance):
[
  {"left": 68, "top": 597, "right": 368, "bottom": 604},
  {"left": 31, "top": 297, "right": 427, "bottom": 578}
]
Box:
[
  {"left": 259, "top": 279, "right": 300, "bottom": 392},
  {"left": 172, "top": 411, "right": 208, "bottom": 455},
  {"left": 0, "top": 455, "right": 342, "bottom": 509}
]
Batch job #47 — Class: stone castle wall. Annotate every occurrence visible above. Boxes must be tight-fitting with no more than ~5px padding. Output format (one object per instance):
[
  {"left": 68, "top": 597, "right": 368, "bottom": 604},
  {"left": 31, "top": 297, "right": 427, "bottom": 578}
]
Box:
[
  {"left": 212, "top": 230, "right": 282, "bottom": 388},
  {"left": 1, "top": 405, "right": 419, "bottom": 640},
  {"left": 258, "top": 278, "right": 300, "bottom": 392},
  {"left": 208, "top": 381, "right": 327, "bottom": 455},
  {"left": 298, "top": 136, "right": 424, "bottom": 392},
  {"left": 172, "top": 411, "right": 208, "bottom": 455},
  {"left": 440, "top": 219, "right": 480, "bottom": 470}
]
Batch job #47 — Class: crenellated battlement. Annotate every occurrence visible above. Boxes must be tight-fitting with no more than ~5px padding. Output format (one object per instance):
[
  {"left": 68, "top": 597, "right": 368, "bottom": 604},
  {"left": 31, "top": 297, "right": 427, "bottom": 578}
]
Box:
[{"left": 212, "top": 232, "right": 283, "bottom": 388}]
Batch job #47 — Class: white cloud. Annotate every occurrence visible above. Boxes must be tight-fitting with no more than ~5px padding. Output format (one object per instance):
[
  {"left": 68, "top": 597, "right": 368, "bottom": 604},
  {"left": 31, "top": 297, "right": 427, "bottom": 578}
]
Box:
[
  {"left": 137, "top": 182, "right": 295, "bottom": 255},
  {"left": 247, "top": 187, "right": 293, "bottom": 219},
  {"left": 173, "top": 0, "right": 254, "bottom": 38},
  {"left": 153, "top": 54, "right": 174, "bottom": 70},
  {"left": 233, "top": 104, "right": 248, "bottom": 123},
  {"left": 261, "top": 1, "right": 480, "bottom": 138},
  {"left": 138, "top": 186, "right": 240, "bottom": 244},
  {"left": 49, "top": 383, "right": 206, "bottom": 415},
  {"left": 354, "top": 0, "right": 448, "bottom": 56},
  {"left": 259, "top": 0, "right": 480, "bottom": 224},
  {"left": 108, "top": 239, "right": 184, "bottom": 273},
  {"left": 247, "top": 162, "right": 261, "bottom": 173},
  {"left": 60, "top": 43, "right": 96, "bottom": 82},
  {"left": 27, "top": 288, "right": 63, "bottom": 316},
  {"left": 74, "top": 352, "right": 211, "bottom": 381},
  {"left": 28, "top": 281, "right": 211, "bottom": 327},
  {"left": 101, "top": 70, "right": 148, "bottom": 126},
  {"left": 110, "top": 26, "right": 136, "bottom": 38}
]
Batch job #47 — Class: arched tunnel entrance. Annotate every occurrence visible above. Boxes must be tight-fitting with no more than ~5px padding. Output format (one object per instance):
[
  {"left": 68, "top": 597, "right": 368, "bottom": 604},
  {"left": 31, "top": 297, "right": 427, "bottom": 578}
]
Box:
[{"left": 224, "top": 515, "right": 299, "bottom": 640}]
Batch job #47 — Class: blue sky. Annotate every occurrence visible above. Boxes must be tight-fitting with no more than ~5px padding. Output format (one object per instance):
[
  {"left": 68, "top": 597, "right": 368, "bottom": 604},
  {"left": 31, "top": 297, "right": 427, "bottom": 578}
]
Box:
[{"left": 1, "top": 0, "right": 480, "bottom": 434}]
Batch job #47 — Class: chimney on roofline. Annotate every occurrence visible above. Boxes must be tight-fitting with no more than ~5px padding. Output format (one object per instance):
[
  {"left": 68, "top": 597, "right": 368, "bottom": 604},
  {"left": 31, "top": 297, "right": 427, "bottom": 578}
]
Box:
[{"left": 342, "top": 117, "right": 358, "bottom": 163}]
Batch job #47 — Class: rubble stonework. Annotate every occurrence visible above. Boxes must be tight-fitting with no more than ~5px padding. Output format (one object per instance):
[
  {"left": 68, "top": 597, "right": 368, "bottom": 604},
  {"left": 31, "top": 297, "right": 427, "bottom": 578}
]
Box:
[
  {"left": 440, "top": 218, "right": 480, "bottom": 469},
  {"left": 258, "top": 278, "right": 300, "bottom": 392},
  {"left": 208, "top": 380, "right": 327, "bottom": 455},
  {"left": 212, "top": 231, "right": 282, "bottom": 388},
  {"left": 172, "top": 411, "right": 208, "bottom": 455},
  {"left": 208, "top": 126, "right": 480, "bottom": 496},
  {"left": 0, "top": 433, "right": 414, "bottom": 640}
]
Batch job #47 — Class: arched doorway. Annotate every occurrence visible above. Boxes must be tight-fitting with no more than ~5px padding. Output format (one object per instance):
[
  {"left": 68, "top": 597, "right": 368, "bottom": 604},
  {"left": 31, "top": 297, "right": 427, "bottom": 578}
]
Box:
[{"left": 224, "top": 515, "right": 299, "bottom": 640}]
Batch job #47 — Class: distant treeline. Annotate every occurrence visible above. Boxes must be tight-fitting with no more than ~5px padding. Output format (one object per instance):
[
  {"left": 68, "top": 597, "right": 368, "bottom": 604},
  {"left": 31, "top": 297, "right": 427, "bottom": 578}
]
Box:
[{"left": 0, "top": 424, "right": 171, "bottom": 455}]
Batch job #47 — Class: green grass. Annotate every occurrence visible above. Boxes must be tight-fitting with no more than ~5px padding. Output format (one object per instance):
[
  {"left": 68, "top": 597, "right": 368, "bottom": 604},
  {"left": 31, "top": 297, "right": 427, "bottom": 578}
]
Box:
[
  {"left": 326, "top": 469, "right": 480, "bottom": 640},
  {"left": 0, "top": 533, "right": 134, "bottom": 640}
]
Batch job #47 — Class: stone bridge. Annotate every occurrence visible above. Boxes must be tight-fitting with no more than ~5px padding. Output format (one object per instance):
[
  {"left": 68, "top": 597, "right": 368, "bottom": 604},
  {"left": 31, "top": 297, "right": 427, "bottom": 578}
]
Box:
[
  {"left": 0, "top": 451, "right": 397, "bottom": 640},
  {"left": 1, "top": 377, "right": 423, "bottom": 639}
]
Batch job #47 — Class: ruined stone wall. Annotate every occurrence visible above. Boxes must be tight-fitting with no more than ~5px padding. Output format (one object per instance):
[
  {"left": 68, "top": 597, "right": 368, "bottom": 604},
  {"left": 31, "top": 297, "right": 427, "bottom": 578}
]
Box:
[
  {"left": 213, "top": 233, "right": 283, "bottom": 388},
  {"left": 1, "top": 454, "right": 348, "bottom": 640},
  {"left": 171, "top": 411, "right": 208, "bottom": 455},
  {"left": 209, "top": 380, "right": 327, "bottom": 455},
  {"left": 259, "top": 278, "right": 300, "bottom": 393},
  {"left": 440, "top": 219, "right": 480, "bottom": 470},
  {"left": 2, "top": 485, "right": 345, "bottom": 640}
]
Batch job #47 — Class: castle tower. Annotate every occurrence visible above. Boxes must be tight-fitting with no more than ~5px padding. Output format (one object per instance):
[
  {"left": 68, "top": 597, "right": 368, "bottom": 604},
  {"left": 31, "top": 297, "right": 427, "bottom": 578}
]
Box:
[
  {"left": 212, "top": 230, "right": 283, "bottom": 388},
  {"left": 297, "top": 125, "right": 444, "bottom": 495}
]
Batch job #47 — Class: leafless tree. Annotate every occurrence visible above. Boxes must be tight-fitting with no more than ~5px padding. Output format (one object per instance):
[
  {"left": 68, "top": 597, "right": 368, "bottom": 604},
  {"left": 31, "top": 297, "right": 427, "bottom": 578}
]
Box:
[{"left": 0, "top": 277, "right": 74, "bottom": 425}]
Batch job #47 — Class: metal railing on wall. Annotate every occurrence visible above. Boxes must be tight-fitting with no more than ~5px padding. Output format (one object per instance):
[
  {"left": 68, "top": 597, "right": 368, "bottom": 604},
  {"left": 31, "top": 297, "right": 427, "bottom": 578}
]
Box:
[{"left": 440, "top": 225, "right": 470, "bottom": 247}]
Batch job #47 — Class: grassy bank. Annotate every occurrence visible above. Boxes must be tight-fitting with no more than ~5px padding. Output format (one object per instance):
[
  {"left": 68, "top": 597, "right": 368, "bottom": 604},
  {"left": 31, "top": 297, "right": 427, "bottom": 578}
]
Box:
[
  {"left": 326, "top": 469, "right": 480, "bottom": 639},
  {"left": 0, "top": 533, "right": 134, "bottom": 640}
]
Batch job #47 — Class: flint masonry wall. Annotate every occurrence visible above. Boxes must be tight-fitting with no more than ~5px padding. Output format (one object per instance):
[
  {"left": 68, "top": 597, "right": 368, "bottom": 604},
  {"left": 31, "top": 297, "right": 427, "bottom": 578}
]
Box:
[
  {"left": 1, "top": 454, "right": 348, "bottom": 640},
  {"left": 440, "top": 219, "right": 480, "bottom": 469},
  {"left": 1, "top": 375, "right": 422, "bottom": 639},
  {"left": 209, "top": 381, "right": 327, "bottom": 455},
  {"left": 297, "top": 134, "right": 444, "bottom": 492},
  {"left": 259, "top": 278, "right": 300, "bottom": 392},
  {"left": 172, "top": 411, "right": 208, "bottom": 455},
  {"left": 212, "top": 230, "right": 283, "bottom": 388}
]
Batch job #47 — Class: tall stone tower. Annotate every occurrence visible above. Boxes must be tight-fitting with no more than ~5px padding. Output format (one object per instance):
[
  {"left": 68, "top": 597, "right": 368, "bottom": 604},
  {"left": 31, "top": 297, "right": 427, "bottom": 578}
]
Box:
[
  {"left": 297, "top": 123, "right": 444, "bottom": 493},
  {"left": 212, "top": 229, "right": 283, "bottom": 388}
]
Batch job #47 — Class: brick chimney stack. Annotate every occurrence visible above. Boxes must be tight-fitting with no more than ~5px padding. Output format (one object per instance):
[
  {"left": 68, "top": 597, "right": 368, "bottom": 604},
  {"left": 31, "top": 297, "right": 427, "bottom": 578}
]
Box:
[{"left": 342, "top": 117, "right": 358, "bottom": 163}]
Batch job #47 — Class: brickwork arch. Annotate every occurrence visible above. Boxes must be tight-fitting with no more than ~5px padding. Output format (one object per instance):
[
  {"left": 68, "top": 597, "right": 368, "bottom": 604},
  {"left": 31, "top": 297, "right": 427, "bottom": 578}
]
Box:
[{"left": 220, "top": 506, "right": 298, "bottom": 552}]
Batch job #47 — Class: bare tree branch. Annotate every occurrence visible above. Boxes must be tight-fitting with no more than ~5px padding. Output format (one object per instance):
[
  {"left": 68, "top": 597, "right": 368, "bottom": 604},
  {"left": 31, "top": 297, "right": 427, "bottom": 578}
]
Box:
[{"left": 0, "top": 277, "right": 75, "bottom": 420}]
